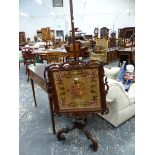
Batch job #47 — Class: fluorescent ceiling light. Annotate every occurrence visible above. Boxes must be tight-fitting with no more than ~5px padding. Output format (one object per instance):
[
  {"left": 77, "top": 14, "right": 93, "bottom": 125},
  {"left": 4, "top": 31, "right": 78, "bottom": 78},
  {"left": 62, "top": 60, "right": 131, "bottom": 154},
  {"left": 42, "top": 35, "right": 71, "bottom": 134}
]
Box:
[
  {"left": 20, "top": 12, "right": 30, "bottom": 18},
  {"left": 35, "top": 0, "right": 43, "bottom": 5}
]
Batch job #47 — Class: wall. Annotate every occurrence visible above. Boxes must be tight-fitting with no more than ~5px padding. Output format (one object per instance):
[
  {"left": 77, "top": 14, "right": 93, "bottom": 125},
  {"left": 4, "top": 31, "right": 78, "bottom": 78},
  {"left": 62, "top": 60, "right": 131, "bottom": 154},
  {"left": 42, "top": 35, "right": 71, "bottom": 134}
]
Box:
[{"left": 19, "top": 0, "right": 135, "bottom": 40}]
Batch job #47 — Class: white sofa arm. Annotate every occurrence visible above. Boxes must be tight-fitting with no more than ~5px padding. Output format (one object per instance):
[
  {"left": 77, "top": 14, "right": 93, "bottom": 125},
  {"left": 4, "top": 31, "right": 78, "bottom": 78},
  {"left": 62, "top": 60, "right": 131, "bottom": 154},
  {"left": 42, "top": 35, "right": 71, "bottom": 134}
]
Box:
[
  {"left": 104, "top": 67, "right": 120, "bottom": 79},
  {"left": 106, "top": 79, "right": 131, "bottom": 111}
]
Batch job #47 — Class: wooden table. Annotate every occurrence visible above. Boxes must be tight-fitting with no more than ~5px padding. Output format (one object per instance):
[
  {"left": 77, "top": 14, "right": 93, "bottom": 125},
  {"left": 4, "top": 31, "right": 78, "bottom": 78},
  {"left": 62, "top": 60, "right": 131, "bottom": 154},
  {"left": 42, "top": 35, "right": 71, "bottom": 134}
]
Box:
[
  {"left": 28, "top": 64, "right": 48, "bottom": 107},
  {"left": 28, "top": 64, "right": 56, "bottom": 134},
  {"left": 117, "top": 47, "right": 135, "bottom": 66}
]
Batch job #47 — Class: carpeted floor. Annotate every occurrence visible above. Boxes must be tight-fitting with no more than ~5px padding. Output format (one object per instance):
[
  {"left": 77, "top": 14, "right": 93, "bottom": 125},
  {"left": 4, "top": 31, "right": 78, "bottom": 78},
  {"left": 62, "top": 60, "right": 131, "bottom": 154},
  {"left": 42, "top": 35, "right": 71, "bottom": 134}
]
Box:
[{"left": 19, "top": 61, "right": 135, "bottom": 155}]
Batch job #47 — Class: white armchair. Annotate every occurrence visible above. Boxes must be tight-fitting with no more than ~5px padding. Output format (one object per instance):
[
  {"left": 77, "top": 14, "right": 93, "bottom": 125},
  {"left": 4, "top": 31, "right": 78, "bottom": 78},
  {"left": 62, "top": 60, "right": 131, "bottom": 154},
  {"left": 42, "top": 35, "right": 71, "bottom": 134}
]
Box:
[{"left": 98, "top": 66, "right": 135, "bottom": 127}]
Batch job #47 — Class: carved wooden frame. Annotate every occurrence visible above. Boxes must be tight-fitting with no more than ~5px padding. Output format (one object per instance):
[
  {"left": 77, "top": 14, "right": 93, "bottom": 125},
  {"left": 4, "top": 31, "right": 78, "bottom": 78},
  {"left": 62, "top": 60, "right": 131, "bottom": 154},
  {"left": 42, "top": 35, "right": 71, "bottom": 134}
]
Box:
[{"left": 44, "top": 60, "right": 109, "bottom": 116}]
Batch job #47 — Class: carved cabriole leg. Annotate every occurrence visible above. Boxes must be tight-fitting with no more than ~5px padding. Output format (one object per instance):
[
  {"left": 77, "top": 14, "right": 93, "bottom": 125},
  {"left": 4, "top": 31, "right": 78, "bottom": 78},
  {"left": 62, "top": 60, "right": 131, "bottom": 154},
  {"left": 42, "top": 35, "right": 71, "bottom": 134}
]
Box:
[
  {"left": 57, "top": 118, "right": 98, "bottom": 151},
  {"left": 82, "top": 128, "right": 98, "bottom": 151},
  {"left": 73, "top": 120, "right": 98, "bottom": 151},
  {"left": 57, "top": 126, "right": 75, "bottom": 141}
]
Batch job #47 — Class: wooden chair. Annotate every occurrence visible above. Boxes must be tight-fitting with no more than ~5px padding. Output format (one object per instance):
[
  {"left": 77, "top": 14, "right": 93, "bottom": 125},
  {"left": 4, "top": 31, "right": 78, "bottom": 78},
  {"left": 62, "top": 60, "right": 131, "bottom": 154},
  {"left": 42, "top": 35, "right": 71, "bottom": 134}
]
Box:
[
  {"left": 22, "top": 49, "right": 36, "bottom": 81},
  {"left": 89, "top": 39, "right": 108, "bottom": 63},
  {"left": 44, "top": 60, "right": 109, "bottom": 151}
]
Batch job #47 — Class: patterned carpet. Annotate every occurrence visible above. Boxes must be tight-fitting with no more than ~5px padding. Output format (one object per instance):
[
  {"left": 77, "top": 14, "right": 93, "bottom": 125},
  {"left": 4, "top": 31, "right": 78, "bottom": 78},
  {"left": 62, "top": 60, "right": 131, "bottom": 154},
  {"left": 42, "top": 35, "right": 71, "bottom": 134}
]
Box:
[{"left": 19, "top": 62, "right": 135, "bottom": 155}]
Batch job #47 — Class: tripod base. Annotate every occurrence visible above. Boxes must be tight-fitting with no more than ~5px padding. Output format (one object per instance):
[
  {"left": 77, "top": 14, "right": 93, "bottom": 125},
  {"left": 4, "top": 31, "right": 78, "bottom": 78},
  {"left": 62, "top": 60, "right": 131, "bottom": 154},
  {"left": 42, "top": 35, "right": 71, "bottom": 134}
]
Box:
[{"left": 57, "top": 118, "right": 98, "bottom": 151}]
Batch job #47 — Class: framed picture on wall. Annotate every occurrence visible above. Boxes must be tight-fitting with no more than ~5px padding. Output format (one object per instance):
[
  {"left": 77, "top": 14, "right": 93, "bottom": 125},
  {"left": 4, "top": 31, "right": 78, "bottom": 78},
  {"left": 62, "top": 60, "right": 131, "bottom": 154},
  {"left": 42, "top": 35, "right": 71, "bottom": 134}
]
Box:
[
  {"left": 56, "top": 30, "right": 64, "bottom": 41},
  {"left": 53, "top": 0, "right": 63, "bottom": 7}
]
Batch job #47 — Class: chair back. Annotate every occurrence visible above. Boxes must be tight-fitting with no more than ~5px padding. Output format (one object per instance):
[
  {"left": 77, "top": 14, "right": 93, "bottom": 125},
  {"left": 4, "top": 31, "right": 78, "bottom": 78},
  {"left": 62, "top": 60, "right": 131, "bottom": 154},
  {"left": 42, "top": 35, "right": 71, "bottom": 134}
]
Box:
[
  {"left": 22, "top": 49, "right": 36, "bottom": 64},
  {"left": 96, "top": 39, "right": 108, "bottom": 50},
  {"left": 44, "top": 60, "right": 109, "bottom": 116},
  {"left": 89, "top": 39, "right": 108, "bottom": 63}
]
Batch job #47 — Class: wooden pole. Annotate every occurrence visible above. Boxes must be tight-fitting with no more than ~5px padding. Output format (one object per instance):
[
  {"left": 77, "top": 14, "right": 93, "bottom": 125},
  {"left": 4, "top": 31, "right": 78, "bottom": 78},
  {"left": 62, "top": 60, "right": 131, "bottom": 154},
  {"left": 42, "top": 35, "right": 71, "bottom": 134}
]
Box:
[{"left": 69, "top": 0, "right": 76, "bottom": 60}]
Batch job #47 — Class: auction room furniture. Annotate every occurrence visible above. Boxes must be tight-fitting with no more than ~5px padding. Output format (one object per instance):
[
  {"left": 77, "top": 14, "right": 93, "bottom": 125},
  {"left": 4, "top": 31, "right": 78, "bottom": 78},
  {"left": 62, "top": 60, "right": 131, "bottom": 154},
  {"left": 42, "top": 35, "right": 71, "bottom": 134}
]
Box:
[
  {"left": 98, "top": 66, "right": 135, "bottom": 127},
  {"left": 22, "top": 48, "right": 42, "bottom": 81},
  {"left": 19, "top": 32, "right": 27, "bottom": 46},
  {"left": 41, "top": 27, "right": 55, "bottom": 49},
  {"left": 46, "top": 52, "right": 62, "bottom": 64},
  {"left": 100, "top": 27, "right": 109, "bottom": 39},
  {"left": 109, "top": 38, "right": 116, "bottom": 49},
  {"left": 46, "top": 52, "right": 68, "bottom": 64},
  {"left": 66, "top": 43, "right": 81, "bottom": 60},
  {"left": 118, "top": 27, "right": 135, "bottom": 49},
  {"left": 22, "top": 48, "right": 35, "bottom": 74},
  {"left": 117, "top": 47, "right": 135, "bottom": 66},
  {"left": 44, "top": 60, "right": 109, "bottom": 151},
  {"left": 89, "top": 39, "right": 108, "bottom": 63},
  {"left": 107, "top": 49, "right": 118, "bottom": 64}
]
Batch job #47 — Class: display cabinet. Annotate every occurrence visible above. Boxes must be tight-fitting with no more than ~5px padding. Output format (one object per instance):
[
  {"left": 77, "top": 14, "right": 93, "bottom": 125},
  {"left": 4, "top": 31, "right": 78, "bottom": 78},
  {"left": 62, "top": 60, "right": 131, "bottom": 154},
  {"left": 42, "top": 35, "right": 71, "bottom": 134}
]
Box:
[{"left": 118, "top": 27, "right": 135, "bottom": 48}]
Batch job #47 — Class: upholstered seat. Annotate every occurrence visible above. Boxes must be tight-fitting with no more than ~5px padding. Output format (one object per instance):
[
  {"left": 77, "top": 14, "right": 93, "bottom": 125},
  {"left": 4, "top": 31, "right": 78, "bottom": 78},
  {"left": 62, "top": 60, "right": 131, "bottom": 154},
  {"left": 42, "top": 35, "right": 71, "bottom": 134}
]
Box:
[{"left": 98, "top": 65, "right": 135, "bottom": 127}]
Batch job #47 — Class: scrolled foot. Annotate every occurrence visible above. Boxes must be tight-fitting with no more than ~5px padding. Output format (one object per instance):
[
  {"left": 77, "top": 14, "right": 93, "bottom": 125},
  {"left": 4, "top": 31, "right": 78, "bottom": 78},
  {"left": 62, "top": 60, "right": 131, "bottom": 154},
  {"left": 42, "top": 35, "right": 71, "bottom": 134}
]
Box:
[
  {"left": 57, "top": 132, "right": 66, "bottom": 141},
  {"left": 90, "top": 141, "right": 98, "bottom": 151}
]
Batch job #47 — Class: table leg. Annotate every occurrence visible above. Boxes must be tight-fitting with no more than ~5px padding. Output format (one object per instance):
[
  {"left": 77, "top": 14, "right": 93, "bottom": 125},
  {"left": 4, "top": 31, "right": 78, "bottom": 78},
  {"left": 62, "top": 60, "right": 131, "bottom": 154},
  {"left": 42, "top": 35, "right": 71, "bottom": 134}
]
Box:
[
  {"left": 30, "top": 78, "right": 37, "bottom": 107},
  {"left": 48, "top": 96, "right": 56, "bottom": 134}
]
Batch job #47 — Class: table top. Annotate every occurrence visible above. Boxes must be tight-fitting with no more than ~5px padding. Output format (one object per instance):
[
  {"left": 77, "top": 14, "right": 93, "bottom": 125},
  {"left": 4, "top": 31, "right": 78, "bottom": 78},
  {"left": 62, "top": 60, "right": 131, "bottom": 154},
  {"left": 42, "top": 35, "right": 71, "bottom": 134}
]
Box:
[{"left": 28, "top": 64, "right": 48, "bottom": 80}]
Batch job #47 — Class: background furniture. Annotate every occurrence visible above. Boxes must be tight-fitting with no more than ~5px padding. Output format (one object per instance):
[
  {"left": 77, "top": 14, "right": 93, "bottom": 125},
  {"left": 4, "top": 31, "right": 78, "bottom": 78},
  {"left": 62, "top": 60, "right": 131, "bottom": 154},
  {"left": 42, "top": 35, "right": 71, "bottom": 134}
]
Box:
[
  {"left": 109, "top": 37, "right": 116, "bottom": 49},
  {"left": 22, "top": 48, "right": 36, "bottom": 81},
  {"left": 19, "top": 32, "right": 27, "bottom": 46},
  {"left": 29, "top": 64, "right": 48, "bottom": 107},
  {"left": 107, "top": 49, "right": 118, "bottom": 64},
  {"left": 117, "top": 47, "right": 135, "bottom": 66},
  {"left": 89, "top": 39, "right": 108, "bottom": 63},
  {"left": 41, "top": 27, "right": 55, "bottom": 49},
  {"left": 66, "top": 43, "right": 81, "bottom": 60},
  {"left": 100, "top": 27, "right": 109, "bottom": 39},
  {"left": 46, "top": 52, "right": 67, "bottom": 64},
  {"left": 44, "top": 60, "right": 109, "bottom": 151},
  {"left": 118, "top": 27, "right": 135, "bottom": 48},
  {"left": 98, "top": 66, "right": 135, "bottom": 127},
  {"left": 22, "top": 48, "right": 42, "bottom": 81}
]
